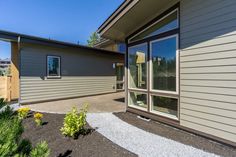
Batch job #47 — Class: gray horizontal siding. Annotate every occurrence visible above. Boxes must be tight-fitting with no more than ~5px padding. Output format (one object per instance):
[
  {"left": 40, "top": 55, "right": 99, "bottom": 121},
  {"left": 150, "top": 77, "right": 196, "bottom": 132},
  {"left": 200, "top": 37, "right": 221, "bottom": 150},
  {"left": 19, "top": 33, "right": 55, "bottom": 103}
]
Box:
[
  {"left": 20, "top": 44, "right": 123, "bottom": 103},
  {"left": 20, "top": 76, "right": 116, "bottom": 103},
  {"left": 180, "top": 0, "right": 236, "bottom": 143}
]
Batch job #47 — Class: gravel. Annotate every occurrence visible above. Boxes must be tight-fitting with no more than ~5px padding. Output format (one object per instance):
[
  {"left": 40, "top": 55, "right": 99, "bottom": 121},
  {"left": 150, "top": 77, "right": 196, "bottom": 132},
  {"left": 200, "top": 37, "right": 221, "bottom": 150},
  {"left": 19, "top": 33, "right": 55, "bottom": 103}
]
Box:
[{"left": 87, "top": 113, "right": 220, "bottom": 157}]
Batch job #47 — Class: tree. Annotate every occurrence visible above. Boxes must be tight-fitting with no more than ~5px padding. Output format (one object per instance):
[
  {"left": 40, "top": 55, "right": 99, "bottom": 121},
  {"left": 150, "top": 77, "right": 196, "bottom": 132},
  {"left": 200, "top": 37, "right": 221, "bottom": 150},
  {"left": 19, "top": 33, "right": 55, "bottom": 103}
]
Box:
[{"left": 87, "top": 32, "right": 100, "bottom": 47}]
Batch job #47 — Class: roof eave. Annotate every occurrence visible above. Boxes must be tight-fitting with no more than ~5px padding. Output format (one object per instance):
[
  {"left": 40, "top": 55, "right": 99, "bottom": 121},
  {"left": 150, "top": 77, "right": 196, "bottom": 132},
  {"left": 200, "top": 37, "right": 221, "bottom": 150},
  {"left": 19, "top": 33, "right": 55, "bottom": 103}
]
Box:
[{"left": 97, "top": 0, "right": 139, "bottom": 36}]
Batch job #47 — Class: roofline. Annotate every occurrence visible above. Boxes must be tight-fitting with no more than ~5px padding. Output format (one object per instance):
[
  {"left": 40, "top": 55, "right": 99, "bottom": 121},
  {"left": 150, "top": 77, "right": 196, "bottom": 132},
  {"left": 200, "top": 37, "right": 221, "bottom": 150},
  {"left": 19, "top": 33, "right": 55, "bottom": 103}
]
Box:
[
  {"left": 0, "top": 30, "right": 124, "bottom": 55},
  {"left": 94, "top": 38, "right": 113, "bottom": 47},
  {"left": 97, "top": 0, "right": 137, "bottom": 34}
]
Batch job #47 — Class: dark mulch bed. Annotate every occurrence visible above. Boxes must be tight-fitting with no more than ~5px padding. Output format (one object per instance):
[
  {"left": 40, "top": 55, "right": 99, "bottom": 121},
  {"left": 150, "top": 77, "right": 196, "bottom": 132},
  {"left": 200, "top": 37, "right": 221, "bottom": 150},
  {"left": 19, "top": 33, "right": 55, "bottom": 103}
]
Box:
[
  {"left": 22, "top": 112, "right": 136, "bottom": 157},
  {"left": 114, "top": 112, "right": 236, "bottom": 157}
]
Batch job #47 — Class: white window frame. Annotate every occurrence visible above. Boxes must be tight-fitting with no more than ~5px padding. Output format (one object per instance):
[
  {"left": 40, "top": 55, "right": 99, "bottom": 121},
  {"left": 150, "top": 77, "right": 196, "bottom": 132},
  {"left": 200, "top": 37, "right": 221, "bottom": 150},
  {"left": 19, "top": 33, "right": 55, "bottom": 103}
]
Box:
[
  {"left": 47, "top": 55, "right": 61, "bottom": 78},
  {"left": 149, "top": 94, "right": 179, "bottom": 120},
  {"left": 128, "top": 90, "right": 148, "bottom": 111},
  {"left": 149, "top": 34, "right": 179, "bottom": 95}
]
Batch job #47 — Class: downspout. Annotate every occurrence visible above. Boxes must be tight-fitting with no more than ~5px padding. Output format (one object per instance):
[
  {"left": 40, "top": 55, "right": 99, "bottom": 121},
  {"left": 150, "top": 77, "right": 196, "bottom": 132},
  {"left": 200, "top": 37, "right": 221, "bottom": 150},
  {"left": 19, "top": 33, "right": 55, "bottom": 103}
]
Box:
[{"left": 17, "top": 36, "right": 21, "bottom": 104}]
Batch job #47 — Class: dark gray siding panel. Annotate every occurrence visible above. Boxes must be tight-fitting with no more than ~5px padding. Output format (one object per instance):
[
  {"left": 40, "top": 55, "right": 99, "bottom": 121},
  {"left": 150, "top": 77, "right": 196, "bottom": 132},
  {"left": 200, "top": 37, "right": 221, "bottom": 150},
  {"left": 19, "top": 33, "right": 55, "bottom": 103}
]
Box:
[
  {"left": 180, "top": 0, "right": 236, "bottom": 143},
  {"left": 20, "top": 44, "right": 123, "bottom": 103}
]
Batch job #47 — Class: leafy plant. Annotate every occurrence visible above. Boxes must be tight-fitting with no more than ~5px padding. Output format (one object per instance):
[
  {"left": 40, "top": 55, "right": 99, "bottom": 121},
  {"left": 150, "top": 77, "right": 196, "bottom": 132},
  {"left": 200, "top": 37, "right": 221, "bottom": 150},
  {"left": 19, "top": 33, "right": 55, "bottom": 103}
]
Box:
[
  {"left": 87, "top": 32, "right": 100, "bottom": 47},
  {"left": 0, "top": 105, "right": 14, "bottom": 119},
  {"left": 17, "top": 139, "right": 32, "bottom": 156},
  {"left": 34, "top": 113, "right": 43, "bottom": 126},
  {"left": 30, "top": 141, "right": 50, "bottom": 157},
  {"left": 17, "top": 107, "right": 30, "bottom": 120},
  {"left": 0, "top": 98, "right": 7, "bottom": 109},
  {"left": 0, "top": 117, "right": 23, "bottom": 157},
  {"left": 0, "top": 105, "right": 50, "bottom": 157},
  {"left": 60, "top": 104, "right": 88, "bottom": 138}
]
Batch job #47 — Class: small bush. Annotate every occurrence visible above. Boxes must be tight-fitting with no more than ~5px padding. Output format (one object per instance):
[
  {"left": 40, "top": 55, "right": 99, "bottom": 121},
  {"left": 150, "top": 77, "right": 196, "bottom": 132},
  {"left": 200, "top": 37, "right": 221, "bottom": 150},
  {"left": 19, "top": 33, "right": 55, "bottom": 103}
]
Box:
[
  {"left": 0, "top": 98, "right": 6, "bottom": 109},
  {"left": 17, "top": 107, "right": 30, "bottom": 120},
  {"left": 17, "top": 139, "right": 32, "bottom": 156},
  {"left": 0, "top": 117, "right": 23, "bottom": 156},
  {"left": 0, "top": 104, "right": 50, "bottom": 157},
  {"left": 30, "top": 141, "right": 50, "bottom": 157},
  {"left": 60, "top": 104, "right": 88, "bottom": 138},
  {"left": 0, "top": 105, "right": 14, "bottom": 119},
  {"left": 34, "top": 113, "right": 43, "bottom": 126}
]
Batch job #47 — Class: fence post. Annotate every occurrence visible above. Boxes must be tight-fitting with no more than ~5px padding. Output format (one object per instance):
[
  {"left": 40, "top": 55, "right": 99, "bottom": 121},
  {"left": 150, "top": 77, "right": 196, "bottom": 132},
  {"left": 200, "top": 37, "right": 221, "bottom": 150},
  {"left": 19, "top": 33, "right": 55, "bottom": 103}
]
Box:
[{"left": 7, "top": 77, "right": 11, "bottom": 102}]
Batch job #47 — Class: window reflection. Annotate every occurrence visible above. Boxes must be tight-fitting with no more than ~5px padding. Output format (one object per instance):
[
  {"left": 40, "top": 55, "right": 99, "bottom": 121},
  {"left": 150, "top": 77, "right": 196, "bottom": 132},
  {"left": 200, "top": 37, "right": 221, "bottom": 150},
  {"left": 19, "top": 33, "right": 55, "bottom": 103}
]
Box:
[
  {"left": 129, "top": 10, "right": 178, "bottom": 43},
  {"left": 129, "top": 91, "right": 147, "bottom": 109},
  {"left": 47, "top": 56, "right": 60, "bottom": 77},
  {"left": 151, "top": 36, "right": 177, "bottom": 92},
  {"left": 152, "top": 96, "right": 178, "bottom": 117},
  {"left": 128, "top": 44, "right": 147, "bottom": 89}
]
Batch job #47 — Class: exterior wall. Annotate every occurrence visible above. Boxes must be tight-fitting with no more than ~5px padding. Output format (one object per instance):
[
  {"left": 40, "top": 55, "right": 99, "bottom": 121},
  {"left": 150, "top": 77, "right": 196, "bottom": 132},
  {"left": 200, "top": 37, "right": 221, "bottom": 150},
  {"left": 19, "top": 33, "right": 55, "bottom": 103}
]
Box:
[
  {"left": 179, "top": 0, "right": 236, "bottom": 143},
  {"left": 11, "top": 42, "right": 19, "bottom": 100},
  {"left": 20, "top": 43, "right": 124, "bottom": 104}
]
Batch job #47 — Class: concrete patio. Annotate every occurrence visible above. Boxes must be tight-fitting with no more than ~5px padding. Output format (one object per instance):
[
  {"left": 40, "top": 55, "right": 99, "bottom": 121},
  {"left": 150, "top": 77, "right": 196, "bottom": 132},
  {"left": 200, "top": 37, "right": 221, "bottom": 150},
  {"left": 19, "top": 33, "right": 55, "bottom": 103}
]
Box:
[{"left": 25, "top": 92, "right": 125, "bottom": 114}]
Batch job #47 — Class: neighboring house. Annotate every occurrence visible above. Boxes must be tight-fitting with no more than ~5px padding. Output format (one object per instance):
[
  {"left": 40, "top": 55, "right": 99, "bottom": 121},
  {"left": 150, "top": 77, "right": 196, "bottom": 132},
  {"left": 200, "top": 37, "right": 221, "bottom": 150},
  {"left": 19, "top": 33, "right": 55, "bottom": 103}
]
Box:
[
  {"left": 0, "top": 58, "right": 11, "bottom": 76},
  {"left": 94, "top": 38, "right": 125, "bottom": 90},
  {"left": 0, "top": 30, "right": 124, "bottom": 104},
  {"left": 98, "top": 0, "right": 236, "bottom": 146},
  {"left": 0, "top": 58, "right": 11, "bottom": 68}
]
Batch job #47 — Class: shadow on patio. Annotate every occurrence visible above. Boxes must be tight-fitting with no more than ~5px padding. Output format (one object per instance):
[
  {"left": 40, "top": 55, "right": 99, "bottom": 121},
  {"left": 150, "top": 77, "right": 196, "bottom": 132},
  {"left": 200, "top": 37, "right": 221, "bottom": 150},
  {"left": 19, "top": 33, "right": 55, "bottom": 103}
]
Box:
[{"left": 25, "top": 92, "right": 125, "bottom": 114}]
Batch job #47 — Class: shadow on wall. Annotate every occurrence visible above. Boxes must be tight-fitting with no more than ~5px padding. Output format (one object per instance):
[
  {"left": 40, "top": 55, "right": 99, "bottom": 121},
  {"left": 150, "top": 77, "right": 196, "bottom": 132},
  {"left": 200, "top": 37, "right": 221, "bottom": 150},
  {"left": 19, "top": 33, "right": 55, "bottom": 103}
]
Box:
[{"left": 20, "top": 45, "right": 124, "bottom": 78}]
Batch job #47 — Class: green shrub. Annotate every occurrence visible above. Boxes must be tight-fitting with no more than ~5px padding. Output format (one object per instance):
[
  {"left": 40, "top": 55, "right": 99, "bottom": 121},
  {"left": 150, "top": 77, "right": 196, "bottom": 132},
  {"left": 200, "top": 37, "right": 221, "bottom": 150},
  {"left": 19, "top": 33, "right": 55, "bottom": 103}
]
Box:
[
  {"left": 0, "top": 98, "right": 6, "bottom": 109},
  {"left": 0, "top": 105, "right": 50, "bottom": 157},
  {"left": 0, "top": 117, "right": 23, "bottom": 157},
  {"left": 0, "top": 105, "right": 14, "bottom": 120},
  {"left": 60, "top": 104, "right": 88, "bottom": 138},
  {"left": 30, "top": 141, "right": 50, "bottom": 157},
  {"left": 17, "top": 139, "right": 32, "bottom": 156}
]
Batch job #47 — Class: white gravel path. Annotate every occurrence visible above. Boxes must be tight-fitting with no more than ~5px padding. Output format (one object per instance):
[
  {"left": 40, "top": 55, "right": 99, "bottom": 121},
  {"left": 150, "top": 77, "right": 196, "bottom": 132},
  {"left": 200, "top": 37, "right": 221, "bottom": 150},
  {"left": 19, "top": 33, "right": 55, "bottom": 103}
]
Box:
[{"left": 87, "top": 113, "right": 220, "bottom": 157}]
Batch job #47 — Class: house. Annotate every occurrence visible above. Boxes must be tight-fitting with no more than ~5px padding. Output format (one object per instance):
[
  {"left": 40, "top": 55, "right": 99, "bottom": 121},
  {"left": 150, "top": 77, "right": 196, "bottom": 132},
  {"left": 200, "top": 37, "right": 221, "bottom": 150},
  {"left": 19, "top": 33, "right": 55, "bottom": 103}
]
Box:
[
  {"left": 94, "top": 38, "right": 126, "bottom": 90},
  {"left": 0, "top": 30, "right": 124, "bottom": 104},
  {"left": 0, "top": 58, "right": 11, "bottom": 68},
  {"left": 97, "top": 0, "right": 236, "bottom": 146}
]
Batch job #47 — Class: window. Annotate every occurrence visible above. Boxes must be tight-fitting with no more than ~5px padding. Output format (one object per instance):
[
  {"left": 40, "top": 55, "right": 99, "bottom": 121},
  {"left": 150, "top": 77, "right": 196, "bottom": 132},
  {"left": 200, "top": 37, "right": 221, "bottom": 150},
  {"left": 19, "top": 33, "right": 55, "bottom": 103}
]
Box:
[
  {"left": 117, "top": 83, "right": 124, "bottom": 90},
  {"left": 116, "top": 63, "right": 125, "bottom": 91},
  {"left": 116, "top": 63, "right": 124, "bottom": 81},
  {"left": 151, "top": 95, "right": 178, "bottom": 119},
  {"left": 129, "top": 10, "right": 178, "bottom": 43},
  {"left": 127, "top": 6, "right": 179, "bottom": 120},
  {"left": 47, "top": 56, "right": 61, "bottom": 78},
  {"left": 128, "top": 43, "right": 147, "bottom": 89},
  {"left": 151, "top": 36, "right": 178, "bottom": 93},
  {"left": 129, "top": 91, "right": 147, "bottom": 109}
]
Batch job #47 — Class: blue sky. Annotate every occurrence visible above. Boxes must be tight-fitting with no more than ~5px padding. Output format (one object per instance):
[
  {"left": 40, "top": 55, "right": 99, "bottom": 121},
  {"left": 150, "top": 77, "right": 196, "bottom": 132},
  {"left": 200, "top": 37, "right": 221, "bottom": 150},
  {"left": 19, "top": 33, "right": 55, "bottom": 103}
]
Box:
[{"left": 0, "top": 0, "right": 123, "bottom": 59}]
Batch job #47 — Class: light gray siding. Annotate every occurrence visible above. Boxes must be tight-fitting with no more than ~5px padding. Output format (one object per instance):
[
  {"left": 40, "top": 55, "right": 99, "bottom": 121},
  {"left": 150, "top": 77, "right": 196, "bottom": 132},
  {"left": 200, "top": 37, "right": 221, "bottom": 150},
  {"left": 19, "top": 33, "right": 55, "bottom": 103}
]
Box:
[
  {"left": 180, "top": 0, "right": 236, "bottom": 143},
  {"left": 20, "top": 44, "right": 123, "bottom": 104}
]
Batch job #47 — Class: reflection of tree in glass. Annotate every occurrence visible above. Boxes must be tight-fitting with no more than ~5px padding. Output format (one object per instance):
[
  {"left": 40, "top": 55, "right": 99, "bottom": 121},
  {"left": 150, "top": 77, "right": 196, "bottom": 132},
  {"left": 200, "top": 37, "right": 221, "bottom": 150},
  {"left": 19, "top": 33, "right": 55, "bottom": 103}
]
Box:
[
  {"left": 153, "top": 56, "right": 176, "bottom": 91},
  {"left": 49, "top": 58, "right": 58, "bottom": 75},
  {"left": 129, "top": 53, "right": 147, "bottom": 88}
]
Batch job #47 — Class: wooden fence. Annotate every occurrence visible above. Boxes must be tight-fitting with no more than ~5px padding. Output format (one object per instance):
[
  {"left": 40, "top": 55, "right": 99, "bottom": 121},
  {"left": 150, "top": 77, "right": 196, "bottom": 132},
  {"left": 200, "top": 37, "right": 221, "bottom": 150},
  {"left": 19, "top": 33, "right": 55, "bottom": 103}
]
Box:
[{"left": 0, "top": 76, "right": 11, "bottom": 102}]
